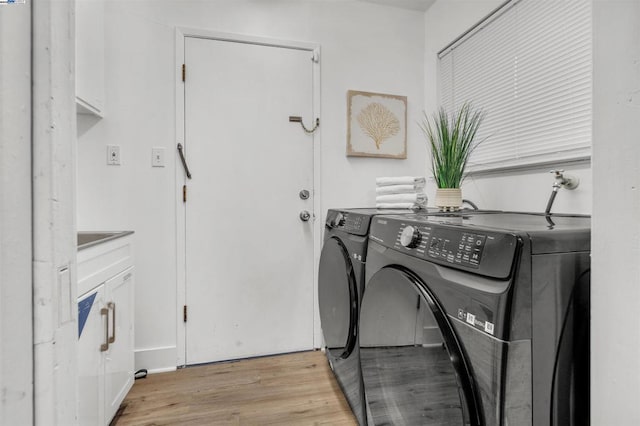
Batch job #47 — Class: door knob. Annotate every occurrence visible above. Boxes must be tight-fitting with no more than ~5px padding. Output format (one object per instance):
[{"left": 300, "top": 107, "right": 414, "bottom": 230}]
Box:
[
  {"left": 299, "top": 210, "right": 311, "bottom": 222},
  {"left": 299, "top": 189, "right": 310, "bottom": 200}
]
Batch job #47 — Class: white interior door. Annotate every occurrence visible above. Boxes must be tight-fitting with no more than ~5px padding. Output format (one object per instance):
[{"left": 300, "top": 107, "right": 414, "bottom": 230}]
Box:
[{"left": 182, "top": 36, "right": 316, "bottom": 365}]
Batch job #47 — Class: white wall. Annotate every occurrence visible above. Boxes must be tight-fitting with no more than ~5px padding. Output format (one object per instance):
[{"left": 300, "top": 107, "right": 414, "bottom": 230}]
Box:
[
  {"left": 0, "top": 3, "right": 33, "bottom": 425},
  {"left": 423, "top": 0, "right": 592, "bottom": 214},
  {"left": 591, "top": 1, "right": 640, "bottom": 423},
  {"left": 77, "top": 0, "right": 425, "bottom": 370},
  {"left": 462, "top": 164, "right": 592, "bottom": 213}
]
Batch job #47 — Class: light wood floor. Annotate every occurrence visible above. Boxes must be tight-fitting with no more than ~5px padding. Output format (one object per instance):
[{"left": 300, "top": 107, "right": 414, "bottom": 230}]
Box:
[{"left": 113, "top": 350, "right": 358, "bottom": 426}]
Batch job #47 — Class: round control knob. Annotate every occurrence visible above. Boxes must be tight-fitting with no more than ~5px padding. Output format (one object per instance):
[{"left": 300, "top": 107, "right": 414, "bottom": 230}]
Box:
[
  {"left": 331, "top": 212, "right": 345, "bottom": 228},
  {"left": 400, "top": 225, "right": 421, "bottom": 248}
]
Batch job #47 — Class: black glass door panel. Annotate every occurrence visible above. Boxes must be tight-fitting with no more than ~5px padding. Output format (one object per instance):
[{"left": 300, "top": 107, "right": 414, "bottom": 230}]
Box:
[
  {"left": 318, "top": 237, "right": 358, "bottom": 359},
  {"left": 551, "top": 271, "right": 590, "bottom": 426},
  {"left": 360, "top": 267, "right": 483, "bottom": 426}
]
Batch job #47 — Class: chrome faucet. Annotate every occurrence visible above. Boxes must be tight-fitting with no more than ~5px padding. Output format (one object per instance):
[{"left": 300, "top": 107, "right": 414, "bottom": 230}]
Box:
[
  {"left": 546, "top": 169, "right": 580, "bottom": 216},
  {"left": 551, "top": 169, "right": 579, "bottom": 190}
]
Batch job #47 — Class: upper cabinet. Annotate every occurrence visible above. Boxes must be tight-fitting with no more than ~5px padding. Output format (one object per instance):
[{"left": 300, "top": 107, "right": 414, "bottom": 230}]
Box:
[{"left": 76, "top": 0, "right": 105, "bottom": 117}]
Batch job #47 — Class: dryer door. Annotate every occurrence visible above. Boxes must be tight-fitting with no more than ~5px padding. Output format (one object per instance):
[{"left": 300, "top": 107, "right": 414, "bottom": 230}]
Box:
[
  {"left": 318, "top": 236, "right": 358, "bottom": 360},
  {"left": 360, "top": 266, "right": 483, "bottom": 426}
]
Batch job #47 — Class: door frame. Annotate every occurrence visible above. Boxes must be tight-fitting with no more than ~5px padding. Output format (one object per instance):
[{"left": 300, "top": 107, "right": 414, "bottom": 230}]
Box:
[{"left": 175, "top": 28, "right": 322, "bottom": 366}]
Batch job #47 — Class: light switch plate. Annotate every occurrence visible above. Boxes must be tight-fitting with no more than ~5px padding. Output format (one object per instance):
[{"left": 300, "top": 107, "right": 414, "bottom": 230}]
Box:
[
  {"left": 107, "top": 145, "right": 121, "bottom": 165},
  {"left": 152, "top": 147, "right": 165, "bottom": 167}
]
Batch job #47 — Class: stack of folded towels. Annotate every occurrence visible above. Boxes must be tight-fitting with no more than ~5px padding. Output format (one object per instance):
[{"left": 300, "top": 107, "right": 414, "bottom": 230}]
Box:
[{"left": 375, "top": 176, "right": 428, "bottom": 210}]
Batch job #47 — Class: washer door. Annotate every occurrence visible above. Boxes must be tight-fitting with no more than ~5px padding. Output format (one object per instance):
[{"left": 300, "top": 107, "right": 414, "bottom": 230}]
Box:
[
  {"left": 318, "top": 236, "right": 358, "bottom": 360},
  {"left": 360, "top": 266, "right": 483, "bottom": 426}
]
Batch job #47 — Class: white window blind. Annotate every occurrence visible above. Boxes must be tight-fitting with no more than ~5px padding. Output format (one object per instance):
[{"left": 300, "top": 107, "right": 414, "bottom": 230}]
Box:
[{"left": 438, "top": 0, "right": 592, "bottom": 172}]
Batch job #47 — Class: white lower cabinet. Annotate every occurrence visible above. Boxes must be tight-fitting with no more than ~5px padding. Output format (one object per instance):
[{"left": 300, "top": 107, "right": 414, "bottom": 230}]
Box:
[
  {"left": 77, "top": 233, "right": 134, "bottom": 425},
  {"left": 105, "top": 268, "right": 134, "bottom": 420},
  {"left": 78, "top": 268, "right": 134, "bottom": 425}
]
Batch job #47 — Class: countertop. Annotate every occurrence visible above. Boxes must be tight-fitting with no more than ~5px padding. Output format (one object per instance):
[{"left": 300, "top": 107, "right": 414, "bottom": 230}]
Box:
[{"left": 77, "top": 231, "right": 134, "bottom": 250}]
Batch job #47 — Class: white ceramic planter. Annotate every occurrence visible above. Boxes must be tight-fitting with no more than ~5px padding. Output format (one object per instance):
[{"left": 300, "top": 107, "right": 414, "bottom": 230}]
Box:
[{"left": 434, "top": 188, "right": 462, "bottom": 211}]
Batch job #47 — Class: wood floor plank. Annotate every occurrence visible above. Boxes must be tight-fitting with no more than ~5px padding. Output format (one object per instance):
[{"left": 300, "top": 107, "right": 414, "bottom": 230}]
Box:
[{"left": 113, "top": 350, "right": 357, "bottom": 426}]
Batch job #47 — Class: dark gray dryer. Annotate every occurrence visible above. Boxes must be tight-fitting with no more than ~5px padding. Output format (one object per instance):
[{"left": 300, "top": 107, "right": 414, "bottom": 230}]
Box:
[
  {"left": 318, "top": 208, "right": 379, "bottom": 425},
  {"left": 319, "top": 208, "right": 446, "bottom": 425},
  {"left": 360, "top": 212, "right": 590, "bottom": 426}
]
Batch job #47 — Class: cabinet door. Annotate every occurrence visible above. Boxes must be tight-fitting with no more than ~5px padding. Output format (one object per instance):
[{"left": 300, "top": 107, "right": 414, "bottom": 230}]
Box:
[
  {"left": 104, "top": 267, "right": 134, "bottom": 423},
  {"left": 78, "top": 284, "right": 107, "bottom": 426},
  {"left": 76, "top": 0, "right": 105, "bottom": 116}
]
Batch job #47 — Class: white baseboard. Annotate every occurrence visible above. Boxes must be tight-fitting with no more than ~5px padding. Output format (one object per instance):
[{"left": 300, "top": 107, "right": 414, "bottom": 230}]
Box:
[{"left": 135, "top": 346, "right": 177, "bottom": 374}]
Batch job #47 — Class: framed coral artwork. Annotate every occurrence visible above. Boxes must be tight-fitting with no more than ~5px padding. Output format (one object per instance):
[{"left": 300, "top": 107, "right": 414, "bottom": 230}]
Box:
[{"left": 347, "top": 90, "right": 407, "bottom": 159}]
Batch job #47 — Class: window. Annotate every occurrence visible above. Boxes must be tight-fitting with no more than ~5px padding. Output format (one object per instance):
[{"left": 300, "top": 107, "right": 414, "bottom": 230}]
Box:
[{"left": 439, "top": 0, "right": 592, "bottom": 172}]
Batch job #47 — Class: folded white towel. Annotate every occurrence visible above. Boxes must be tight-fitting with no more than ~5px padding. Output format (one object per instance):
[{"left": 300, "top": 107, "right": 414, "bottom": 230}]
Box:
[
  {"left": 376, "top": 193, "right": 427, "bottom": 204},
  {"left": 376, "top": 176, "right": 426, "bottom": 187},
  {"left": 376, "top": 202, "right": 425, "bottom": 209},
  {"left": 375, "top": 184, "right": 425, "bottom": 195}
]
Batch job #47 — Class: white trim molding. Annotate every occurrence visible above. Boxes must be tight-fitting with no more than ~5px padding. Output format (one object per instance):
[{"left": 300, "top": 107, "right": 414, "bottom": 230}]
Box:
[
  {"left": 32, "top": 0, "right": 78, "bottom": 424},
  {"left": 135, "top": 346, "right": 179, "bottom": 374}
]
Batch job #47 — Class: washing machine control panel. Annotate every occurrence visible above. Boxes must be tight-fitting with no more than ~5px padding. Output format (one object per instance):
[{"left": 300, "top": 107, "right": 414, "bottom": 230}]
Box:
[
  {"left": 371, "top": 217, "right": 518, "bottom": 279},
  {"left": 396, "top": 225, "right": 486, "bottom": 268},
  {"left": 426, "top": 229, "right": 487, "bottom": 268}
]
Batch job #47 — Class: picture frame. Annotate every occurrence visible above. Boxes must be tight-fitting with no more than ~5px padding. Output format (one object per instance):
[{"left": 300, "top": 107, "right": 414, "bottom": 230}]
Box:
[{"left": 346, "top": 90, "right": 407, "bottom": 159}]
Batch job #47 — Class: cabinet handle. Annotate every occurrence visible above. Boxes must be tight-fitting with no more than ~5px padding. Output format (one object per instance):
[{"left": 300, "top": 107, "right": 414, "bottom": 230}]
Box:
[
  {"left": 108, "top": 302, "right": 116, "bottom": 344},
  {"left": 100, "top": 307, "right": 109, "bottom": 352}
]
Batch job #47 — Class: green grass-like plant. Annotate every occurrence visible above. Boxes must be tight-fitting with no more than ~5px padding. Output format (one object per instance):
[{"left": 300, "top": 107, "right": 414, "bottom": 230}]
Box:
[{"left": 420, "top": 102, "right": 485, "bottom": 189}]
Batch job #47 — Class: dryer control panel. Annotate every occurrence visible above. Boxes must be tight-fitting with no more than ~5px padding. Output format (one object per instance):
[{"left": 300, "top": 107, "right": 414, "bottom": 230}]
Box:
[
  {"left": 325, "top": 209, "right": 371, "bottom": 236},
  {"left": 370, "top": 216, "right": 519, "bottom": 279}
]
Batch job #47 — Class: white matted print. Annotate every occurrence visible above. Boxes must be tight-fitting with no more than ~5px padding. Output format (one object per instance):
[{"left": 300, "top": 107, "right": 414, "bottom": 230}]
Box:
[{"left": 347, "top": 90, "right": 407, "bottom": 159}]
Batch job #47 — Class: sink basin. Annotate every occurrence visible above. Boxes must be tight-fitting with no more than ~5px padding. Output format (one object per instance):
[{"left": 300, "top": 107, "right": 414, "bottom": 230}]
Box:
[{"left": 77, "top": 231, "right": 133, "bottom": 250}]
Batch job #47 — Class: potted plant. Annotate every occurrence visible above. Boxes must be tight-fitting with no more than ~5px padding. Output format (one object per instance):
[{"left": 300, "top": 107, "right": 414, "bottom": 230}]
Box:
[{"left": 420, "top": 102, "right": 485, "bottom": 211}]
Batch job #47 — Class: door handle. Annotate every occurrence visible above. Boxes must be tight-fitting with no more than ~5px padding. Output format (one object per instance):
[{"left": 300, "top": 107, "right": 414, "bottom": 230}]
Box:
[
  {"left": 299, "top": 189, "right": 310, "bottom": 200},
  {"left": 300, "top": 210, "right": 311, "bottom": 222},
  {"left": 100, "top": 307, "right": 109, "bottom": 352},
  {"left": 107, "top": 302, "right": 116, "bottom": 344},
  {"left": 177, "top": 143, "right": 192, "bottom": 179}
]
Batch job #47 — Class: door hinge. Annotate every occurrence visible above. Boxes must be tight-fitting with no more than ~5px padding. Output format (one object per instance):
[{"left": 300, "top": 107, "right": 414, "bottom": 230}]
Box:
[
  {"left": 182, "top": 64, "right": 186, "bottom": 82},
  {"left": 183, "top": 185, "right": 187, "bottom": 202},
  {"left": 183, "top": 305, "right": 188, "bottom": 322}
]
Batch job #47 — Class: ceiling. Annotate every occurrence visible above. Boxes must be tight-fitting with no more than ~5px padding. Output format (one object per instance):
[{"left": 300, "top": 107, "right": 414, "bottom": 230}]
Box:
[{"left": 360, "top": 0, "right": 436, "bottom": 12}]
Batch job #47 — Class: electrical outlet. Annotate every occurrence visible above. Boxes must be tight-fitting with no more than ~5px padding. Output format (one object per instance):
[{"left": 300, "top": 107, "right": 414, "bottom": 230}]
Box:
[
  {"left": 152, "top": 147, "right": 165, "bottom": 167},
  {"left": 107, "top": 145, "right": 121, "bottom": 165}
]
